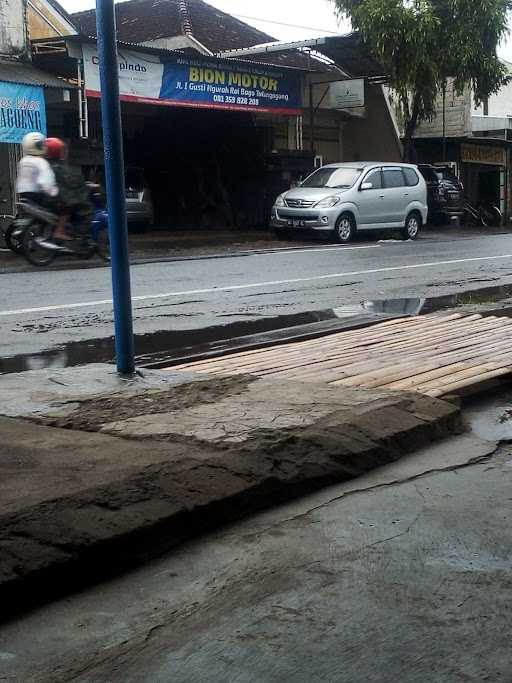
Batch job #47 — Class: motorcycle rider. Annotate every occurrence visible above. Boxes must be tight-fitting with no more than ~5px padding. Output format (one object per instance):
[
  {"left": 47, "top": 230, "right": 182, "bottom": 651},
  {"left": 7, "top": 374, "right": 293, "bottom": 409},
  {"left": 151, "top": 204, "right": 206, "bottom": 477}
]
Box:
[
  {"left": 45, "top": 137, "right": 93, "bottom": 241},
  {"left": 16, "top": 132, "right": 58, "bottom": 204}
]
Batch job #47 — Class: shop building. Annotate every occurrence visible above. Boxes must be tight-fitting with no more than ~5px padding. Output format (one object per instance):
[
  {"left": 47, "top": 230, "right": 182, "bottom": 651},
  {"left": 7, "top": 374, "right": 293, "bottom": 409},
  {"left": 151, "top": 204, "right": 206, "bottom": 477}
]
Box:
[
  {"left": 0, "top": 0, "right": 75, "bottom": 230},
  {"left": 413, "top": 76, "right": 512, "bottom": 223},
  {"left": 4, "top": 0, "right": 400, "bottom": 230}
]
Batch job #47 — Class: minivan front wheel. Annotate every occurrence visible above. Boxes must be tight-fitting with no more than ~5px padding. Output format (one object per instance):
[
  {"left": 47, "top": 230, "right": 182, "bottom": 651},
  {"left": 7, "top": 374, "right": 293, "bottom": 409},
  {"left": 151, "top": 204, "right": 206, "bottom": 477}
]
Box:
[
  {"left": 335, "top": 213, "right": 356, "bottom": 243},
  {"left": 402, "top": 212, "right": 421, "bottom": 240}
]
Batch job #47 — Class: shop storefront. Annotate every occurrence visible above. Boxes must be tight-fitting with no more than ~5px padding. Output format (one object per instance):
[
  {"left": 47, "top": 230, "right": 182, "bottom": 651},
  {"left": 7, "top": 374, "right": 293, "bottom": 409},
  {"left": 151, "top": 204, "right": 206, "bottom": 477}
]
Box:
[
  {"left": 77, "top": 43, "right": 309, "bottom": 228},
  {"left": 30, "top": 31, "right": 395, "bottom": 230},
  {"left": 460, "top": 142, "right": 508, "bottom": 219},
  {"left": 0, "top": 75, "right": 48, "bottom": 228},
  {"left": 414, "top": 136, "right": 511, "bottom": 225}
]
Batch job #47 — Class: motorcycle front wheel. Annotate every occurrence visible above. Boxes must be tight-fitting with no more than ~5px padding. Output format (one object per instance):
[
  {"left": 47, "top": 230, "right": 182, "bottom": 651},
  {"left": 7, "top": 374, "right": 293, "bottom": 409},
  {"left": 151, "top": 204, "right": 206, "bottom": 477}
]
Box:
[
  {"left": 22, "top": 223, "right": 57, "bottom": 266},
  {"left": 4, "top": 222, "right": 25, "bottom": 255}
]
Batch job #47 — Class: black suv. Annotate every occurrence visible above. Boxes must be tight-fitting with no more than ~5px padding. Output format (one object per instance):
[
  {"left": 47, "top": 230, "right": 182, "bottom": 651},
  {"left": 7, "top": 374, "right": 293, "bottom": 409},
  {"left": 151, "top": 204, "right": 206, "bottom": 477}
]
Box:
[{"left": 418, "top": 164, "right": 464, "bottom": 224}]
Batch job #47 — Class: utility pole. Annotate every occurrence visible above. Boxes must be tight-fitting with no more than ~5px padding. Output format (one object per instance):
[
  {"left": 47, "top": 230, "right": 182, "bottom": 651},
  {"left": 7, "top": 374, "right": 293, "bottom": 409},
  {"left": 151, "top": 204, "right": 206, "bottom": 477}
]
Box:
[
  {"left": 442, "top": 80, "right": 447, "bottom": 162},
  {"left": 95, "top": 0, "right": 135, "bottom": 374}
]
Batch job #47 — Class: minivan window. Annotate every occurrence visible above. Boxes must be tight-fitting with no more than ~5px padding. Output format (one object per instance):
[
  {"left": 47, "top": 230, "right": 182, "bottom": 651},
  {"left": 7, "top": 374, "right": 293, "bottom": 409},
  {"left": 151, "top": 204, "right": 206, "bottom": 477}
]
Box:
[
  {"left": 301, "top": 167, "right": 363, "bottom": 189},
  {"left": 364, "top": 169, "right": 383, "bottom": 189},
  {"left": 383, "top": 168, "right": 406, "bottom": 188},
  {"left": 419, "top": 166, "right": 438, "bottom": 182},
  {"left": 403, "top": 168, "right": 419, "bottom": 186}
]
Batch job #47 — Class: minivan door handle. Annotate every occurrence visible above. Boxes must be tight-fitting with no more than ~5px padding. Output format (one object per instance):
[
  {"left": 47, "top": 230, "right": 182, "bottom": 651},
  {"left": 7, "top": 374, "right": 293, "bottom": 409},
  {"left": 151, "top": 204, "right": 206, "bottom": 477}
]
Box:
[{"left": 379, "top": 194, "right": 385, "bottom": 198}]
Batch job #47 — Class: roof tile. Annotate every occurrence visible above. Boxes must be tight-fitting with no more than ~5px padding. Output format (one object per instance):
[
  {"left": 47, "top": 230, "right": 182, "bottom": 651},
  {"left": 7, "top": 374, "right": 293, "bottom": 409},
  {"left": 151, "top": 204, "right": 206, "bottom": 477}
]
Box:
[{"left": 72, "top": 0, "right": 312, "bottom": 69}]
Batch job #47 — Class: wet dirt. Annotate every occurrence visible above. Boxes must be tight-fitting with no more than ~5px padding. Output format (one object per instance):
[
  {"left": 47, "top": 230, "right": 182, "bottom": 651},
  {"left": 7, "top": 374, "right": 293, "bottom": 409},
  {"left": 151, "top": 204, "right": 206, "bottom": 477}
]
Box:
[{"left": 36, "top": 375, "right": 256, "bottom": 433}]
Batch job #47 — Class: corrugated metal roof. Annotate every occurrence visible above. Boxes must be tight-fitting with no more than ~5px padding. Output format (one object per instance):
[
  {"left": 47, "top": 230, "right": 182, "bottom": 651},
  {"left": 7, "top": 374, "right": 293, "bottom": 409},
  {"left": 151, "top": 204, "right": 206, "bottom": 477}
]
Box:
[
  {"left": 0, "top": 59, "right": 71, "bottom": 88},
  {"left": 315, "top": 35, "right": 386, "bottom": 80},
  {"left": 56, "top": 34, "right": 317, "bottom": 72},
  {"left": 71, "top": 0, "right": 313, "bottom": 70}
]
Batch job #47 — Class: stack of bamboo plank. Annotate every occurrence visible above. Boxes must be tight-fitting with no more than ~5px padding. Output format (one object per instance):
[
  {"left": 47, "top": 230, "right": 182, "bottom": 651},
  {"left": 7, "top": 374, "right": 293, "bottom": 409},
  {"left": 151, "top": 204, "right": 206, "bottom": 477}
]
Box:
[{"left": 170, "top": 312, "right": 512, "bottom": 397}]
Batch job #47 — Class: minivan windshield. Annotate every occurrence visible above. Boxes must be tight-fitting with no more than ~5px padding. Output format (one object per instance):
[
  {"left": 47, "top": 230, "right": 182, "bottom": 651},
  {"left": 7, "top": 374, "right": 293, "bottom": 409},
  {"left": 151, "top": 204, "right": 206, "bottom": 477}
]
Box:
[{"left": 301, "top": 167, "right": 363, "bottom": 189}]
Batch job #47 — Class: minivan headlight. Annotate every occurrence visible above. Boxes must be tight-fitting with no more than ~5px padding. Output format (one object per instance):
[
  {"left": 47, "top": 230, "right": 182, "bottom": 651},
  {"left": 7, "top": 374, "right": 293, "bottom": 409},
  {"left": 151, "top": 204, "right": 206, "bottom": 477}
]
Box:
[
  {"left": 315, "top": 196, "right": 340, "bottom": 208},
  {"left": 274, "top": 194, "right": 286, "bottom": 207}
]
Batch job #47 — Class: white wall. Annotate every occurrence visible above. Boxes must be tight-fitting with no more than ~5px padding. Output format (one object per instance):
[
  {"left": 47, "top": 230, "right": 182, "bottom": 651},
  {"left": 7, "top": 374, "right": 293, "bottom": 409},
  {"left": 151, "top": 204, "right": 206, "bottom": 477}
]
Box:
[
  {"left": 0, "top": 0, "right": 27, "bottom": 57},
  {"left": 473, "top": 64, "right": 512, "bottom": 117}
]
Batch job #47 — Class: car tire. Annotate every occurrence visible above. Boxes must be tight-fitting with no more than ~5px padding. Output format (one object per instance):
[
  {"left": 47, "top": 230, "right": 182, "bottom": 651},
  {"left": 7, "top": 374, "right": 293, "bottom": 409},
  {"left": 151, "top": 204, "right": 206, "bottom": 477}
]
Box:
[
  {"left": 335, "top": 213, "right": 356, "bottom": 243},
  {"left": 402, "top": 211, "right": 421, "bottom": 240}
]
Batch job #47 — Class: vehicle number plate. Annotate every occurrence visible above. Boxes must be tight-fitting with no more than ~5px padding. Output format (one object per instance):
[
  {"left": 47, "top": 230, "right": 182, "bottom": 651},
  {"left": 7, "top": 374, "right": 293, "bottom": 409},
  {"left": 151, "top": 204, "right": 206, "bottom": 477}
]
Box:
[{"left": 287, "top": 219, "right": 305, "bottom": 227}]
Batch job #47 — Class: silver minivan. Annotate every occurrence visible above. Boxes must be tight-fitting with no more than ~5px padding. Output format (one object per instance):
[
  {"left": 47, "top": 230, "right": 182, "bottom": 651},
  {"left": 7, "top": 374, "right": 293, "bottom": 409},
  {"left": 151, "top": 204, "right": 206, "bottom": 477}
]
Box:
[{"left": 270, "top": 162, "right": 428, "bottom": 242}]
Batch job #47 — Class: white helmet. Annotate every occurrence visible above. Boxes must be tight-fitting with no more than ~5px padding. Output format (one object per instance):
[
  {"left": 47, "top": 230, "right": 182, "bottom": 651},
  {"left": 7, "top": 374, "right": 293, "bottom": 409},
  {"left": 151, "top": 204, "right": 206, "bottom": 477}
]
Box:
[{"left": 22, "top": 132, "right": 47, "bottom": 156}]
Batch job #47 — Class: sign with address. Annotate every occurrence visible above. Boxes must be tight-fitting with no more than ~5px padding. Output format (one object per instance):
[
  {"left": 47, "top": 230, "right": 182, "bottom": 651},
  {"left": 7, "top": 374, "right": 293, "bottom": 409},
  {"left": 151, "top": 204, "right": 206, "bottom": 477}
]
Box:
[
  {"left": 330, "top": 78, "right": 365, "bottom": 109},
  {"left": 0, "top": 80, "right": 47, "bottom": 144},
  {"left": 82, "top": 45, "right": 303, "bottom": 115},
  {"left": 461, "top": 143, "right": 506, "bottom": 166}
]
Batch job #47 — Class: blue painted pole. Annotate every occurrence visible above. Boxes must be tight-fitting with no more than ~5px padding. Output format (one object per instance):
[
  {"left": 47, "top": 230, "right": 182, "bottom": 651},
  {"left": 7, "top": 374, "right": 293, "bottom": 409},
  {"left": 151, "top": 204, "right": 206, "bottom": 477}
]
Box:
[{"left": 96, "top": 0, "right": 135, "bottom": 374}]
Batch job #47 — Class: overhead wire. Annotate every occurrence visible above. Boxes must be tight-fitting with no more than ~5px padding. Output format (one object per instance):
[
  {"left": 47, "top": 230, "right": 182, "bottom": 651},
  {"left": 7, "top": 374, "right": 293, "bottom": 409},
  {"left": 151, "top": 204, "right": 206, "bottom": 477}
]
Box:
[{"left": 231, "top": 13, "right": 340, "bottom": 35}]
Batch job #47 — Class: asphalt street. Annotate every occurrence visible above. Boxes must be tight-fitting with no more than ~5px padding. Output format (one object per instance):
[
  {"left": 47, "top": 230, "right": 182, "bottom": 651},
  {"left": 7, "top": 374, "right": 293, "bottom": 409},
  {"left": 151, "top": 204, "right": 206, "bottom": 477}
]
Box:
[{"left": 2, "top": 232, "right": 512, "bottom": 361}]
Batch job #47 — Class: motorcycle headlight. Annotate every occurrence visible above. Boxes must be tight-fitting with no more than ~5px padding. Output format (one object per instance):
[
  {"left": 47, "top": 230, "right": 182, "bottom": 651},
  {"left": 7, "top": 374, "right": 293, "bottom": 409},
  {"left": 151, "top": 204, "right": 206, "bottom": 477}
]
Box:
[
  {"left": 315, "top": 196, "right": 341, "bottom": 208},
  {"left": 274, "top": 194, "right": 286, "bottom": 207}
]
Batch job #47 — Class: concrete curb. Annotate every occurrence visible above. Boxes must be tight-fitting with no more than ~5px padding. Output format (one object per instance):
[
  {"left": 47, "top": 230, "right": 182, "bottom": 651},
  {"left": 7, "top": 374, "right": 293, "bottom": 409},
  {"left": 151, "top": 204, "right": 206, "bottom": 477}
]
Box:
[{"left": 0, "top": 384, "right": 461, "bottom": 619}]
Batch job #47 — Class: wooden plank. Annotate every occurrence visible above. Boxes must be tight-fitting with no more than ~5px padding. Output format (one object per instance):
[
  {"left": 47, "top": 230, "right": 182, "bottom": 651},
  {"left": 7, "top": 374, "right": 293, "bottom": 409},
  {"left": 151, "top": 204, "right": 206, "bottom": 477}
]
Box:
[
  {"left": 381, "top": 349, "right": 512, "bottom": 391},
  {"left": 427, "top": 366, "right": 512, "bottom": 397},
  {"left": 181, "top": 325, "right": 510, "bottom": 382},
  {"left": 415, "top": 358, "right": 512, "bottom": 393},
  {"left": 215, "top": 315, "right": 497, "bottom": 376},
  {"left": 168, "top": 314, "right": 512, "bottom": 400},
  {"left": 170, "top": 313, "right": 476, "bottom": 372},
  {"left": 326, "top": 337, "right": 512, "bottom": 388},
  {"left": 250, "top": 320, "right": 511, "bottom": 380}
]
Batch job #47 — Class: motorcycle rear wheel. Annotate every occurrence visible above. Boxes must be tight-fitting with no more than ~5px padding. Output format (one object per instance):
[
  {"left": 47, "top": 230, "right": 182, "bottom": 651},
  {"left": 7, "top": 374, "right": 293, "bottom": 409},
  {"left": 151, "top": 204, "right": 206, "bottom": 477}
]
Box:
[{"left": 22, "top": 223, "right": 57, "bottom": 266}]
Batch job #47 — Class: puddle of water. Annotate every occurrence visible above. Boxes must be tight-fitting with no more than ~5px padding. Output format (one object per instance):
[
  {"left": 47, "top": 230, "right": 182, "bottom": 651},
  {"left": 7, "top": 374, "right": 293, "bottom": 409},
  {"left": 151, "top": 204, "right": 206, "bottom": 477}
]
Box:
[
  {"left": 3, "top": 284, "right": 512, "bottom": 376},
  {"left": 0, "top": 310, "right": 336, "bottom": 376}
]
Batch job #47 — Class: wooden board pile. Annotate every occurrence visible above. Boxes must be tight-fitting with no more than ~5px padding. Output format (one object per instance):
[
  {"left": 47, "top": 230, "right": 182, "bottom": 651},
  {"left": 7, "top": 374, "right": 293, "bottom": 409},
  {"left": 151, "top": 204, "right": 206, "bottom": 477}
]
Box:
[{"left": 171, "top": 312, "right": 512, "bottom": 397}]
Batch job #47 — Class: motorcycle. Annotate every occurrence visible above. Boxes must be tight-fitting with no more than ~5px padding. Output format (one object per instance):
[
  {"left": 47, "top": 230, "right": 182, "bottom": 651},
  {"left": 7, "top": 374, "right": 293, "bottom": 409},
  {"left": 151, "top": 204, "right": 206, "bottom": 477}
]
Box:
[
  {"left": 0, "top": 193, "right": 24, "bottom": 254},
  {"left": 4, "top": 221, "right": 26, "bottom": 254},
  {"left": 13, "top": 184, "right": 109, "bottom": 266}
]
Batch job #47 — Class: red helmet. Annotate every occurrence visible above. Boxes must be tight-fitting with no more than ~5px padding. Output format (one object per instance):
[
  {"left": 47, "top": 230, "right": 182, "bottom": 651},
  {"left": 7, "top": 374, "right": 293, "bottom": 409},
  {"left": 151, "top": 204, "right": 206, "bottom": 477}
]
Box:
[{"left": 46, "top": 137, "right": 66, "bottom": 160}]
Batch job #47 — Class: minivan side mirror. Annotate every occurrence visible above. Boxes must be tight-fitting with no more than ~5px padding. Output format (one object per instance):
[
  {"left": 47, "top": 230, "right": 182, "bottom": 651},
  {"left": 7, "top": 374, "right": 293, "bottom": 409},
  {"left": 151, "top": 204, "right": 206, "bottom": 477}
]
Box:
[{"left": 360, "top": 182, "right": 373, "bottom": 191}]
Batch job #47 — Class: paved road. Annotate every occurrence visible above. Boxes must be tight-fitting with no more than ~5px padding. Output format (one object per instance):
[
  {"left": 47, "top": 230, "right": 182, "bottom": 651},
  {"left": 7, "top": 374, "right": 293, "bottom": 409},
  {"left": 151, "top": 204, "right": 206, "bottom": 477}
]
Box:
[
  {"left": 2, "top": 232, "right": 512, "bottom": 360},
  {"left": 1, "top": 398, "right": 510, "bottom": 682}
]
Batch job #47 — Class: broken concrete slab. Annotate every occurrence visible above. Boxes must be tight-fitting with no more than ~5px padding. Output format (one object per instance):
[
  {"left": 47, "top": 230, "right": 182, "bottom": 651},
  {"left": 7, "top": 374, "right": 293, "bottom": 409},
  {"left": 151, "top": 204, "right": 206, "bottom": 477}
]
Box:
[
  {"left": 0, "top": 364, "right": 198, "bottom": 418},
  {"left": 0, "top": 366, "right": 462, "bottom": 618},
  {"left": 33, "top": 376, "right": 460, "bottom": 448}
]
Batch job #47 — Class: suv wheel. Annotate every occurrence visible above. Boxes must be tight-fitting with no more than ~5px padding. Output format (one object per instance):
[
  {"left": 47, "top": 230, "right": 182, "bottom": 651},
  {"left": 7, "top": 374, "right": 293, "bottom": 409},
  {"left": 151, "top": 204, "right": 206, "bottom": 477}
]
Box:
[
  {"left": 335, "top": 213, "right": 356, "bottom": 243},
  {"left": 402, "top": 212, "right": 421, "bottom": 240}
]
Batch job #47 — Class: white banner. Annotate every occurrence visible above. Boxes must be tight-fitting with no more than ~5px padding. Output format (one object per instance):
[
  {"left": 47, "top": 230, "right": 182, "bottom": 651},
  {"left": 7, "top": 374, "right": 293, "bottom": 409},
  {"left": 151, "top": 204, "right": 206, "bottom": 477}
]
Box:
[
  {"left": 330, "top": 79, "right": 365, "bottom": 109},
  {"left": 82, "top": 44, "right": 164, "bottom": 101}
]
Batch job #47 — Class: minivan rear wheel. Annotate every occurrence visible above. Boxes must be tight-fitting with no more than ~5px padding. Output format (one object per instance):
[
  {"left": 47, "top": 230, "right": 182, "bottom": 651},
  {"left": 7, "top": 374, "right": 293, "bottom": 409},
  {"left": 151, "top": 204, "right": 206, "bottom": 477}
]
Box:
[
  {"left": 402, "top": 211, "right": 421, "bottom": 240},
  {"left": 335, "top": 213, "right": 356, "bottom": 243}
]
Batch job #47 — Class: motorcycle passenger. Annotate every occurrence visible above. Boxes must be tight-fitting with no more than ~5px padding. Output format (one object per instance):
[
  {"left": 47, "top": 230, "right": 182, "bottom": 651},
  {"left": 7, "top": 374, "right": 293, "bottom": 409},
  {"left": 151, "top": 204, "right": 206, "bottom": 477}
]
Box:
[
  {"left": 45, "top": 137, "right": 93, "bottom": 242},
  {"left": 16, "top": 132, "right": 58, "bottom": 206}
]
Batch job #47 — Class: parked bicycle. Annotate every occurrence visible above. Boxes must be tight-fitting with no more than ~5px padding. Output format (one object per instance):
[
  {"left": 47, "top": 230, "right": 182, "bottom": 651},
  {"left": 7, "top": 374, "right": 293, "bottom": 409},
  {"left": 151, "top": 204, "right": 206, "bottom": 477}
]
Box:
[{"left": 462, "top": 199, "right": 502, "bottom": 228}]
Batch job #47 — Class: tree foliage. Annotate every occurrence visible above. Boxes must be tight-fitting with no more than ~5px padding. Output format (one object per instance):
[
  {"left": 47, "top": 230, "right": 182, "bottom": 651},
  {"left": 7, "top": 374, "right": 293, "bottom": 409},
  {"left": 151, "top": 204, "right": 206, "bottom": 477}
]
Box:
[{"left": 331, "top": 0, "right": 511, "bottom": 157}]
